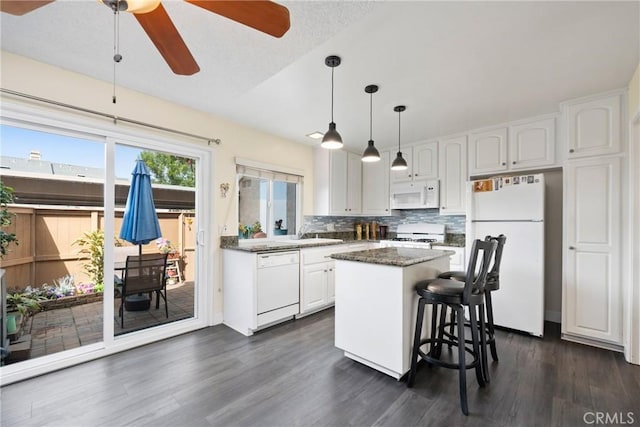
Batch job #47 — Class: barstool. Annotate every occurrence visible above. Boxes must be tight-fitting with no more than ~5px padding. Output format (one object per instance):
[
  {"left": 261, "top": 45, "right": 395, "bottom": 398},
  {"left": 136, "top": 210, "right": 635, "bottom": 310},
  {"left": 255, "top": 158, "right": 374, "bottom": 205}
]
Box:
[
  {"left": 407, "top": 238, "right": 497, "bottom": 415},
  {"left": 439, "top": 235, "right": 506, "bottom": 365}
]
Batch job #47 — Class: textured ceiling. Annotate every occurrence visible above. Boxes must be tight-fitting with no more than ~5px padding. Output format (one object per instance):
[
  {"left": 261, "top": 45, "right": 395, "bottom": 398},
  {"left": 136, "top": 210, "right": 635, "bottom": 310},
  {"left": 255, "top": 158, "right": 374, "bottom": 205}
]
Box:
[{"left": 1, "top": 1, "right": 639, "bottom": 154}]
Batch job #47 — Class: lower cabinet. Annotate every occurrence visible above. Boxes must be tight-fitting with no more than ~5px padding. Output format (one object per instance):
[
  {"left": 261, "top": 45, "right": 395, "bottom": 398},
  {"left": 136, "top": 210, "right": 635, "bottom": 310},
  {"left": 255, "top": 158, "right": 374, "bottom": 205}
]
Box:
[
  {"left": 299, "top": 242, "right": 376, "bottom": 317},
  {"left": 431, "top": 245, "right": 465, "bottom": 271},
  {"left": 562, "top": 155, "right": 623, "bottom": 349},
  {"left": 302, "top": 261, "right": 335, "bottom": 312}
]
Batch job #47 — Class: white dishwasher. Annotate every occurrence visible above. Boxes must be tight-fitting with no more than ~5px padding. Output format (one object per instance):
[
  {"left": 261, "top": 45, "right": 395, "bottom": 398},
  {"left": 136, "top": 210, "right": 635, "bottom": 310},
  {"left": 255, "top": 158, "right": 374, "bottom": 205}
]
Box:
[{"left": 256, "top": 251, "right": 300, "bottom": 327}]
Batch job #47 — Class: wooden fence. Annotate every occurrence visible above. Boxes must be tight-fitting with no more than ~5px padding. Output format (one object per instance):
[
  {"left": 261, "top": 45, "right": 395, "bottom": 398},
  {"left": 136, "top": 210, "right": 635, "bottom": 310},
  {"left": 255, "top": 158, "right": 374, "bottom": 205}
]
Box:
[{"left": 0, "top": 206, "right": 195, "bottom": 291}]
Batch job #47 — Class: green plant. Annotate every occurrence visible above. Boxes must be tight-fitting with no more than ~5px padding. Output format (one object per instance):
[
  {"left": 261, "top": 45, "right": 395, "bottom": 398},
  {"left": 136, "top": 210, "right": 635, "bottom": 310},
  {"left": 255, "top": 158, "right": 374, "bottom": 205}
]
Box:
[
  {"left": 0, "top": 181, "right": 19, "bottom": 258},
  {"left": 74, "top": 230, "right": 105, "bottom": 287},
  {"left": 74, "top": 231, "right": 122, "bottom": 287},
  {"left": 6, "top": 292, "right": 44, "bottom": 316}
]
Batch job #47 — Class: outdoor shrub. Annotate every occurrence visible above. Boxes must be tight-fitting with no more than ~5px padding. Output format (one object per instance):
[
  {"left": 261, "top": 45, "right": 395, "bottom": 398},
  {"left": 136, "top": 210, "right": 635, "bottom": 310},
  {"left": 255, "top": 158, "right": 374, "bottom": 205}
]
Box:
[{"left": 0, "top": 181, "right": 19, "bottom": 258}]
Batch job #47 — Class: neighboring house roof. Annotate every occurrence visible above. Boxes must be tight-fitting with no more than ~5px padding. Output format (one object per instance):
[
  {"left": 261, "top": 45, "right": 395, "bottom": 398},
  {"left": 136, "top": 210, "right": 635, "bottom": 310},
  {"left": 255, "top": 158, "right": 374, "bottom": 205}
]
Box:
[
  {"left": 1, "top": 155, "right": 103, "bottom": 178},
  {"left": 0, "top": 156, "right": 195, "bottom": 210}
]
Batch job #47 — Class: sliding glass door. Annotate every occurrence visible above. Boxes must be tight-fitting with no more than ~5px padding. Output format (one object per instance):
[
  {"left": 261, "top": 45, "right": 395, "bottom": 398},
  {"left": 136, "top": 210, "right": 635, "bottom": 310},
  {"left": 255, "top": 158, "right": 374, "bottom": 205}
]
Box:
[
  {"left": 113, "top": 142, "right": 198, "bottom": 336},
  {"left": 1, "top": 108, "right": 213, "bottom": 382}
]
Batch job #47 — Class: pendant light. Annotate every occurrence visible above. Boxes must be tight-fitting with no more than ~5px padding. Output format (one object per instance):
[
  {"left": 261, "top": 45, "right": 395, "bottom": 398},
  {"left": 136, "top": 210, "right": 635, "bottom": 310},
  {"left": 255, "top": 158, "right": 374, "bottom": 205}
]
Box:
[
  {"left": 361, "top": 84, "right": 381, "bottom": 162},
  {"left": 321, "top": 55, "right": 343, "bottom": 149},
  {"left": 391, "top": 105, "right": 408, "bottom": 170}
]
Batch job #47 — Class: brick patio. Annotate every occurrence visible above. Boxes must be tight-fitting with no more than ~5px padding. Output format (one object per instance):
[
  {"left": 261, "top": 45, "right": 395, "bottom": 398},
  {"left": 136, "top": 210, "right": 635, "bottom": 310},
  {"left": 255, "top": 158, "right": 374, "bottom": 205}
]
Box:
[{"left": 26, "top": 281, "right": 194, "bottom": 360}]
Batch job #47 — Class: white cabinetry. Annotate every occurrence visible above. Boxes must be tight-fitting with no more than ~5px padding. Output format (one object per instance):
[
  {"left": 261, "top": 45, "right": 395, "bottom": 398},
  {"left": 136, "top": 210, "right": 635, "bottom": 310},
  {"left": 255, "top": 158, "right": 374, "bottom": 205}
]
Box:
[
  {"left": 314, "top": 149, "right": 362, "bottom": 215},
  {"left": 391, "top": 141, "right": 438, "bottom": 183},
  {"left": 431, "top": 246, "right": 465, "bottom": 271},
  {"left": 362, "top": 150, "right": 391, "bottom": 215},
  {"left": 469, "top": 127, "right": 508, "bottom": 175},
  {"left": 439, "top": 136, "right": 467, "bottom": 215},
  {"left": 563, "top": 92, "right": 623, "bottom": 159},
  {"left": 468, "top": 117, "right": 556, "bottom": 177},
  {"left": 223, "top": 250, "right": 300, "bottom": 336},
  {"left": 563, "top": 156, "right": 622, "bottom": 348},
  {"left": 299, "top": 242, "right": 377, "bottom": 317},
  {"left": 509, "top": 117, "right": 556, "bottom": 170}
]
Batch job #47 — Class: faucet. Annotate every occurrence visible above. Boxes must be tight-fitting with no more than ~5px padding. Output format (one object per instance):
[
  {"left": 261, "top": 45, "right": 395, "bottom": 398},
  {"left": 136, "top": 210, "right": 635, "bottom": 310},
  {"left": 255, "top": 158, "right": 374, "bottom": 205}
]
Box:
[{"left": 297, "top": 224, "right": 306, "bottom": 239}]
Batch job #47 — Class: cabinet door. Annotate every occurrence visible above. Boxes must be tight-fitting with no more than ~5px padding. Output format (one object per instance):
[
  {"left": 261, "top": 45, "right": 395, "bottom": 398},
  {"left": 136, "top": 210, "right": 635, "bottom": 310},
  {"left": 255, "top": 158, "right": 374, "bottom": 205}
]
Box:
[
  {"left": 329, "top": 150, "right": 348, "bottom": 215},
  {"left": 390, "top": 147, "right": 413, "bottom": 183},
  {"left": 564, "top": 156, "right": 621, "bottom": 344},
  {"left": 565, "top": 94, "right": 622, "bottom": 159},
  {"left": 439, "top": 136, "right": 468, "bottom": 215},
  {"left": 347, "top": 152, "right": 362, "bottom": 214},
  {"left": 362, "top": 150, "right": 391, "bottom": 215},
  {"left": 509, "top": 117, "right": 555, "bottom": 170},
  {"left": 469, "top": 127, "right": 508, "bottom": 175},
  {"left": 302, "top": 263, "right": 328, "bottom": 312},
  {"left": 327, "top": 262, "right": 335, "bottom": 303},
  {"left": 412, "top": 141, "right": 439, "bottom": 180}
]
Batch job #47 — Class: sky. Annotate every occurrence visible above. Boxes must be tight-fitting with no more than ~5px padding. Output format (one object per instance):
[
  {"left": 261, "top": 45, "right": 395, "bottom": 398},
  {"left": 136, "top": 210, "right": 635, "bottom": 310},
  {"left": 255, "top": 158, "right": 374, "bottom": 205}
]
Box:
[{"left": 1, "top": 124, "right": 142, "bottom": 179}]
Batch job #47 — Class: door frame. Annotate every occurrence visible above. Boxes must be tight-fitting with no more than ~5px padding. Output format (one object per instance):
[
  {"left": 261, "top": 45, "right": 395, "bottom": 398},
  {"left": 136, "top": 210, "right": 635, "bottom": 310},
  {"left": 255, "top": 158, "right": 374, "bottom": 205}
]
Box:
[{"left": 0, "top": 100, "right": 215, "bottom": 384}]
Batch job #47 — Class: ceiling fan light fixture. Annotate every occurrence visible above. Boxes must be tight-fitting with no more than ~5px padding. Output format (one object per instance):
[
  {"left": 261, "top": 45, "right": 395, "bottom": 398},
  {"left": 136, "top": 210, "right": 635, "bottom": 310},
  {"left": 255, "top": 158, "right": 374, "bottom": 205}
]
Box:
[
  {"left": 361, "top": 84, "right": 381, "bottom": 162},
  {"left": 391, "top": 105, "right": 408, "bottom": 171},
  {"left": 125, "top": 0, "right": 161, "bottom": 13},
  {"left": 321, "top": 55, "right": 343, "bottom": 149},
  {"left": 100, "top": 0, "right": 160, "bottom": 13}
]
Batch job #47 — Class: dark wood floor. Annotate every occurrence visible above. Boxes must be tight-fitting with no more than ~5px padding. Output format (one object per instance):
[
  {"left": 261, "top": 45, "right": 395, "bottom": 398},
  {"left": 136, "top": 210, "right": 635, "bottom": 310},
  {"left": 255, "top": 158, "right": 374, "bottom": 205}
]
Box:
[{"left": 2, "top": 308, "right": 639, "bottom": 427}]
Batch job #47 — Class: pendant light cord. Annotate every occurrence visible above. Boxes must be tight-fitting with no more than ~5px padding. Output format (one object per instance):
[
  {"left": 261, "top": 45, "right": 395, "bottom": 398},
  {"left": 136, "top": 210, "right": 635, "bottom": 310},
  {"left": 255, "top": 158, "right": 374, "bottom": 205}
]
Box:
[
  {"left": 369, "top": 91, "right": 373, "bottom": 140},
  {"left": 330, "top": 67, "right": 335, "bottom": 123},
  {"left": 397, "top": 109, "right": 401, "bottom": 151}
]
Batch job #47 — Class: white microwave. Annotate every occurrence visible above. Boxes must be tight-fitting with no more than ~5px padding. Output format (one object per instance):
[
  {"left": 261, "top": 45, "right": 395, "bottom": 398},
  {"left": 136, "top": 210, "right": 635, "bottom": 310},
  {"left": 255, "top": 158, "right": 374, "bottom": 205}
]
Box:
[{"left": 390, "top": 180, "right": 440, "bottom": 209}]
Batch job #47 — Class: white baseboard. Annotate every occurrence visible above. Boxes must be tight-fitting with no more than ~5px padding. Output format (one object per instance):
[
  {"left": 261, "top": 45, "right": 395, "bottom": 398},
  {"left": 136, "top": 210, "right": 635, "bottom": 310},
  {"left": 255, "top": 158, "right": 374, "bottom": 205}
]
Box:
[
  {"left": 545, "top": 310, "right": 561, "bottom": 323},
  {"left": 212, "top": 312, "right": 224, "bottom": 325}
]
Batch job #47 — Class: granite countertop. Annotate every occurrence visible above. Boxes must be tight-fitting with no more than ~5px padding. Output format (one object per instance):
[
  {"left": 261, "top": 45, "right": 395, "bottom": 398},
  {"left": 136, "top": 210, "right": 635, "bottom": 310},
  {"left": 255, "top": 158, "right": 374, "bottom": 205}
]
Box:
[
  {"left": 330, "top": 247, "right": 455, "bottom": 267},
  {"left": 220, "top": 238, "right": 380, "bottom": 253}
]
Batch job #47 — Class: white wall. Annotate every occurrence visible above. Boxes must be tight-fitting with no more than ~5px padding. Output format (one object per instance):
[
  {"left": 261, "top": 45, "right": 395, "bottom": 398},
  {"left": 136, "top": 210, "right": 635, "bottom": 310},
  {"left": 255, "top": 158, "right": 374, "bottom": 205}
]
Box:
[
  {"left": 543, "top": 169, "right": 563, "bottom": 322},
  {"left": 0, "top": 51, "right": 315, "bottom": 319}
]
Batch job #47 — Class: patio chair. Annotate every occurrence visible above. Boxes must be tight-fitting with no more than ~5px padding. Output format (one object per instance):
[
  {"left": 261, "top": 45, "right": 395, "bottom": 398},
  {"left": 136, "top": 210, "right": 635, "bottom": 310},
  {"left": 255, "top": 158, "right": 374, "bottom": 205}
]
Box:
[{"left": 119, "top": 253, "right": 169, "bottom": 328}]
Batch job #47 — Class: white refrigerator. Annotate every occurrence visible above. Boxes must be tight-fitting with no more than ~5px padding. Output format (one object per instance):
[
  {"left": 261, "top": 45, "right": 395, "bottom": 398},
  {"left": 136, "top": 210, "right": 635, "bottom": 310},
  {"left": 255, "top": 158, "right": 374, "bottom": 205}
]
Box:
[{"left": 465, "top": 173, "right": 545, "bottom": 337}]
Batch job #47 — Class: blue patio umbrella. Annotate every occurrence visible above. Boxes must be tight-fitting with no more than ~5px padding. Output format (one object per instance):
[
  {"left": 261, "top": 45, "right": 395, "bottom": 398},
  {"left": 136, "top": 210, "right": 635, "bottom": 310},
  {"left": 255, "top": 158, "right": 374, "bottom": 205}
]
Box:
[{"left": 119, "top": 159, "right": 162, "bottom": 255}]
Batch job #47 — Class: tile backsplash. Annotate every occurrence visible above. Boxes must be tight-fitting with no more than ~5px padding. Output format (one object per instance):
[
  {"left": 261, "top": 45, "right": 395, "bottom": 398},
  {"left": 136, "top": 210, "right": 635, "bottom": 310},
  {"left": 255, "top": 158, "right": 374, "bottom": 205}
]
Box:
[{"left": 303, "top": 209, "right": 466, "bottom": 234}]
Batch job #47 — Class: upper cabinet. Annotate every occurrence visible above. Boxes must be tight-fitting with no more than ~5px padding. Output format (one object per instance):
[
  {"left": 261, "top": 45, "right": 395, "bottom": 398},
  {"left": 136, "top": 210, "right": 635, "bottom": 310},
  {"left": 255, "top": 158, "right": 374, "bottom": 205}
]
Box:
[
  {"left": 362, "top": 150, "right": 391, "bottom": 215},
  {"left": 509, "top": 117, "right": 556, "bottom": 170},
  {"left": 468, "top": 127, "right": 508, "bottom": 175},
  {"left": 468, "top": 116, "right": 557, "bottom": 177},
  {"left": 562, "top": 92, "right": 623, "bottom": 159},
  {"left": 391, "top": 141, "right": 438, "bottom": 184},
  {"left": 438, "top": 135, "right": 467, "bottom": 215},
  {"left": 314, "top": 149, "right": 362, "bottom": 216}
]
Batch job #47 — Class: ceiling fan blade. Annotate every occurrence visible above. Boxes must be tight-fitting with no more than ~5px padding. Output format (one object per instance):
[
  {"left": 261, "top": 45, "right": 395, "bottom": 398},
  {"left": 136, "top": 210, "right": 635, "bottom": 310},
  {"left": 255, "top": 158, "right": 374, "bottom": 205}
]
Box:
[
  {"left": 0, "top": 0, "right": 54, "bottom": 15},
  {"left": 185, "top": 0, "right": 290, "bottom": 38},
  {"left": 134, "top": 3, "right": 200, "bottom": 76}
]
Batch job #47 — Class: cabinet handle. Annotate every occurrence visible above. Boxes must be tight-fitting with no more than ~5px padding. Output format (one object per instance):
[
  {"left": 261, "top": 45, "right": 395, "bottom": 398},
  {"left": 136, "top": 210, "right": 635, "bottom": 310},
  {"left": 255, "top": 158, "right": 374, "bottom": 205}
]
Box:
[
  {"left": 569, "top": 149, "right": 575, "bottom": 153},
  {"left": 414, "top": 173, "right": 418, "bottom": 176},
  {"left": 569, "top": 246, "right": 576, "bottom": 250},
  {"left": 324, "top": 270, "right": 328, "bottom": 272},
  {"left": 329, "top": 269, "right": 333, "bottom": 272},
  {"left": 408, "top": 174, "right": 412, "bottom": 178},
  {"left": 512, "top": 161, "right": 516, "bottom": 165},
  {"left": 502, "top": 162, "right": 506, "bottom": 166}
]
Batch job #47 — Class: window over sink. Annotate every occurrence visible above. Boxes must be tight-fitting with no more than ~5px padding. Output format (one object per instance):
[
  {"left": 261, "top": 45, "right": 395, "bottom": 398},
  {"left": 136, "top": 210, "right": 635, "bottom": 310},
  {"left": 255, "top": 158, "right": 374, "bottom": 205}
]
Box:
[{"left": 236, "top": 160, "right": 302, "bottom": 239}]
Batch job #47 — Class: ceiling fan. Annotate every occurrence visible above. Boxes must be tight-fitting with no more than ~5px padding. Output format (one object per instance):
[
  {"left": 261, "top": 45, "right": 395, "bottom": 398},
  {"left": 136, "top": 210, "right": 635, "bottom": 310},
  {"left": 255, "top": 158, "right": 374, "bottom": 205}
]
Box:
[{"left": 0, "top": 0, "right": 291, "bottom": 75}]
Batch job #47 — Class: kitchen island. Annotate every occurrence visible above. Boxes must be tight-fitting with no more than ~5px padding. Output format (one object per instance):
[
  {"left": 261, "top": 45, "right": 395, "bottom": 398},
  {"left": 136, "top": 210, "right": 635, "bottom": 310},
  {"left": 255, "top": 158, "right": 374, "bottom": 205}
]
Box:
[{"left": 330, "top": 247, "right": 454, "bottom": 380}]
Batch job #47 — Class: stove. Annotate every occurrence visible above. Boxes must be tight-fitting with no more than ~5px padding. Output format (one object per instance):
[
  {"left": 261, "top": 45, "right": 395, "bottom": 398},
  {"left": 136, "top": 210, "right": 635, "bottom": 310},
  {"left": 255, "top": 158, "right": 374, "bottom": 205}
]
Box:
[{"left": 380, "top": 223, "right": 445, "bottom": 249}]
